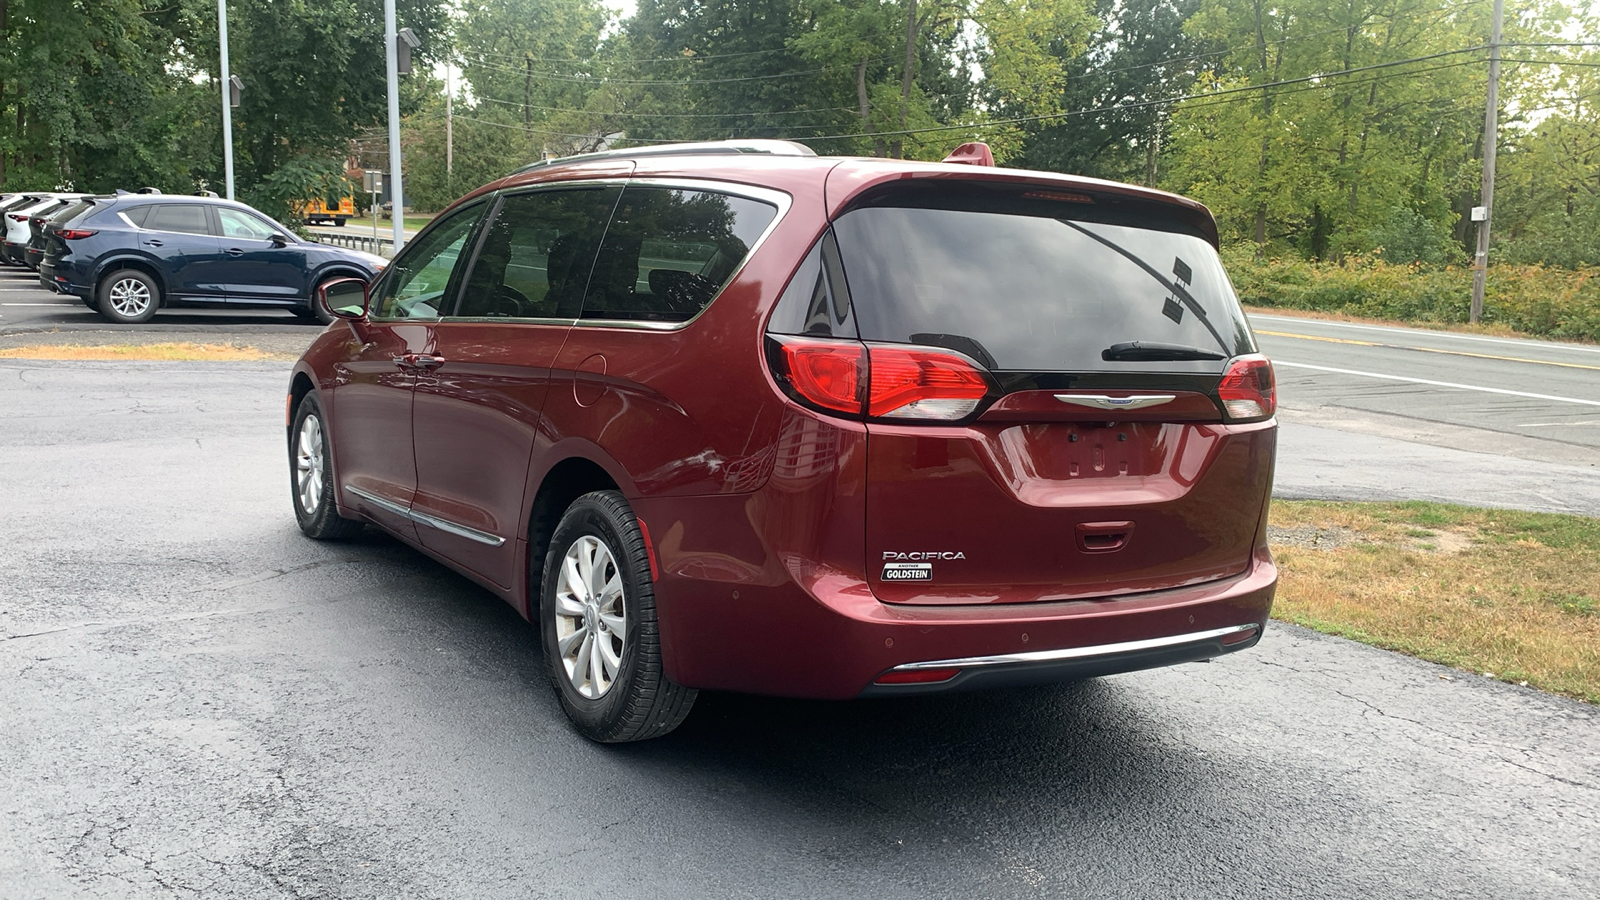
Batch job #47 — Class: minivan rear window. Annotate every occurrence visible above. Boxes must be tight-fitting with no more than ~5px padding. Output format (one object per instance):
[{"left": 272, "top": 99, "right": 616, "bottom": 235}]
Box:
[{"left": 831, "top": 193, "right": 1255, "bottom": 372}]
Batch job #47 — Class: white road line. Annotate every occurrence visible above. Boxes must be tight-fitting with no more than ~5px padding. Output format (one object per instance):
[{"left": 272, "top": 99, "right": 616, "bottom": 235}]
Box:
[
  {"left": 1275, "top": 360, "right": 1600, "bottom": 408},
  {"left": 1251, "top": 314, "right": 1600, "bottom": 354},
  {"left": 0, "top": 302, "right": 76, "bottom": 307}
]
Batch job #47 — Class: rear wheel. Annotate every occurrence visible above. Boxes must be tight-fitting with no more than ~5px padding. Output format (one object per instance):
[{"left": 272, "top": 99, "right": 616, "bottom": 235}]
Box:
[
  {"left": 290, "top": 394, "right": 365, "bottom": 540},
  {"left": 96, "top": 269, "right": 159, "bottom": 324},
  {"left": 540, "top": 491, "right": 695, "bottom": 742}
]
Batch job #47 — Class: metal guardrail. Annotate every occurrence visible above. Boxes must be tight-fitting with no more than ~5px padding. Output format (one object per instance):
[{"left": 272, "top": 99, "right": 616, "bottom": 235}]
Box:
[{"left": 309, "top": 232, "right": 396, "bottom": 258}]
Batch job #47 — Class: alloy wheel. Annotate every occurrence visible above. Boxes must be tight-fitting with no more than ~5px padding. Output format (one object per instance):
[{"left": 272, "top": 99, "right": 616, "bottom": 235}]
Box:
[
  {"left": 553, "top": 535, "right": 627, "bottom": 699},
  {"left": 107, "top": 277, "right": 152, "bottom": 318},
  {"left": 295, "top": 414, "right": 325, "bottom": 515}
]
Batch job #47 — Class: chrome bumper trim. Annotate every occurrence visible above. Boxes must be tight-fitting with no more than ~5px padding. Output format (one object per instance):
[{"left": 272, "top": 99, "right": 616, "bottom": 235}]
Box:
[
  {"left": 344, "top": 484, "right": 506, "bottom": 547},
  {"left": 886, "top": 624, "right": 1258, "bottom": 673}
]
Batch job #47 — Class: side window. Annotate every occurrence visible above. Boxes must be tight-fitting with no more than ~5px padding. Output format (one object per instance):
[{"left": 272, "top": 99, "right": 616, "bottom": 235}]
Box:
[
  {"left": 580, "top": 186, "right": 778, "bottom": 323},
  {"left": 121, "top": 205, "right": 152, "bottom": 228},
  {"left": 454, "top": 186, "right": 621, "bottom": 320},
  {"left": 372, "top": 203, "right": 483, "bottom": 320},
  {"left": 147, "top": 204, "right": 212, "bottom": 236},
  {"left": 217, "top": 208, "right": 280, "bottom": 240},
  {"left": 765, "top": 230, "right": 855, "bottom": 338}
]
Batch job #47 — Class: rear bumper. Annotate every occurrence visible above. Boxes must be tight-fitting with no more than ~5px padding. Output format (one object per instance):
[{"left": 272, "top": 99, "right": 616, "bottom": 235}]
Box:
[
  {"left": 37, "top": 263, "right": 89, "bottom": 297},
  {"left": 858, "top": 623, "right": 1261, "bottom": 696},
  {"left": 643, "top": 491, "right": 1277, "bottom": 700}
]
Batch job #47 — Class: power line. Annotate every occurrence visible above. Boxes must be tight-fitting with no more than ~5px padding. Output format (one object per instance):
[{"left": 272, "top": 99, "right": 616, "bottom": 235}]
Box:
[
  {"left": 447, "top": 54, "right": 1490, "bottom": 149},
  {"left": 460, "top": 53, "right": 896, "bottom": 85},
  {"left": 471, "top": 94, "right": 855, "bottom": 120},
  {"left": 798, "top": 46, "right": 1492, "bottom": 142}
]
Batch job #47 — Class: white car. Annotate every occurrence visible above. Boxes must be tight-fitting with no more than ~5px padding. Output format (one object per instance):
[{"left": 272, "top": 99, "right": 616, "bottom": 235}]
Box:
[{"left": 3, "top": 193, "right": 88, "bottom": 267}]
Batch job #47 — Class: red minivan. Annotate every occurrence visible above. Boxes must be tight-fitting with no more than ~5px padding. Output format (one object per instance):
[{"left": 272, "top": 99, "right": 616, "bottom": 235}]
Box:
[{"left": 287, "top": 140, "right": 1277, "bottom": 742}]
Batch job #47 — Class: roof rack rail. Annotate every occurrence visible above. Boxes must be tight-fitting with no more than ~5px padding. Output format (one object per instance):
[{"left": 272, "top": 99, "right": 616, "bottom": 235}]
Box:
[{"left": 511, "top": 139, "right": 816, "bottom": 175}]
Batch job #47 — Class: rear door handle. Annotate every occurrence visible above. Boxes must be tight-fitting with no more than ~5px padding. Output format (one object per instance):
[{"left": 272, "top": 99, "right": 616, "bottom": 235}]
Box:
[
  {"left": 143, "top": 239, "right": 163, "bottom": 248},
  {"left": 226, "top": 248, "right": 244, "bottom": 257}
]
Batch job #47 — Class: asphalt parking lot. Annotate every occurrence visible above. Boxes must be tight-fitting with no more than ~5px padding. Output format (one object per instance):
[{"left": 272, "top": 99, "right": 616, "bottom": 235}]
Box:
[{"left": 2, "top": 358, "right": 1595, "bottom": 899}]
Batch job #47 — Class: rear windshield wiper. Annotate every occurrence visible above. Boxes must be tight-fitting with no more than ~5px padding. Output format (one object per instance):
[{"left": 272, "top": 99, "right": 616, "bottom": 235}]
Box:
[{"left": 1101, "top": 341, "right": 1226, "bottom": 362}]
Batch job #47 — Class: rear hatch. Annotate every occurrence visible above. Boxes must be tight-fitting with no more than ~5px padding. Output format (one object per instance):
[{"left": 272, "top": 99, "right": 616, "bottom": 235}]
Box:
[{"left": 767, "top": 178, "right": 1274, "bottom": 605}]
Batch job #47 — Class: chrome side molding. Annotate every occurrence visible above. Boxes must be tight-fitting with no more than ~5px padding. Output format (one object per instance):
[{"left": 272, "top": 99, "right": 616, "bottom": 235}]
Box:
[{"left": 344, "top": 484, "right": 507, "bottom": 547}]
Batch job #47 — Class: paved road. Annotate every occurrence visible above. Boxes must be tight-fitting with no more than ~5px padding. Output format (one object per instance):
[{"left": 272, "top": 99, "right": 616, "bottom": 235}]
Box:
[
  {"left": 1254, "top": 313, "right": 1600, "bottom": 515},
  {"left": 1, "top": 361, "right": 1596, "bottom": 899}
]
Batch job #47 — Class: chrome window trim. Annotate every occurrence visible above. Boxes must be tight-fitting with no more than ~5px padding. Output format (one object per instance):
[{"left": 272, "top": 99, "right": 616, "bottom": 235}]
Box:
[
  {"left": 440, "top": 178, "right": 792, "bottom": 331},
  {"left": 344, "top": 484, "right": 507, "bottom": 547},
  {"left": 885, "top": 624, "right": 1258, "bottom": 673}
]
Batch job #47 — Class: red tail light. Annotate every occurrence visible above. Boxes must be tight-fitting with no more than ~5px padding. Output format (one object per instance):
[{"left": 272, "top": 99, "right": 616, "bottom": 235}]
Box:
[
  {"left": 768, "top": 336, "right": 993, "bottom": 422},
  {"left": 1218, "top": 355, "right": 1275, "bottom": 421},
  {"left": 867, "top": 345, "right": 990, "bottom": 420},
  {"left": 772, "top": 337, "right": 865, "bottom": 414},
  {"left": 7, "top": 214, "right": 27, "bottom": 222},
  {"left": 56, "top": 229, "right": 97, "bottom": 240}
]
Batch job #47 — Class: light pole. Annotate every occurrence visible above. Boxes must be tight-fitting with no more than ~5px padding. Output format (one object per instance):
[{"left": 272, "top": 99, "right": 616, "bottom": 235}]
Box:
[
  {"left": 383, "top": 0, "right": 406, "bottom": 251},
  {"left": 218, "top": 0, "right": 235, "bottom": 200}
]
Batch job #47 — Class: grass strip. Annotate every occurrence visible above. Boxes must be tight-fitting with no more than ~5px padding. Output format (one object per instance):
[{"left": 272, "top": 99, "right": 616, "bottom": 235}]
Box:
[
  {"left": 1269, "top": 500, "right": 1600, "bottom": 703},
  {"left": 0, "top": 342, "right": 291, "bottom": 361}
]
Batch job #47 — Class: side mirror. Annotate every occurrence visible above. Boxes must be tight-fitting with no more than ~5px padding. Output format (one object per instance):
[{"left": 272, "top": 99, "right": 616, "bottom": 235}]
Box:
[
  {"left": 269, "top": 232, "right": 290, "bottom": 246},
  {"left": 319, "top": 276, "right": 370, "bottom": 320}
]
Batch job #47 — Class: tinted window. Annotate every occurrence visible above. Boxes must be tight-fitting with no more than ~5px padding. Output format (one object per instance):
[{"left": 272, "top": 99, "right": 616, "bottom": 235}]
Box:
[
  {"left": 832, "top": 201, "right": 1254, "bottom": 372},
  {"left": 147, "top": 204, "right": 212, "bottom": 236},
  {"left": 120, "top": 205, "right": 152, "bottom": 228},
  {"left": 49, "top": 200, "right": 93, "bottom": 225},
  {"left": 217, "top": 208, "right": 280, "bottom": 241},
  {"left": 765, "top": 231, "right": 856, "bottom": 338},
  {"left": 454, "top": 186, "right": 621, "bottom": 319},
  {"left": 580, "top": 186, "right": 777, "bottom": 323},
  {"left": 372, "top": 203, "right": 483, "bottom": 320}
]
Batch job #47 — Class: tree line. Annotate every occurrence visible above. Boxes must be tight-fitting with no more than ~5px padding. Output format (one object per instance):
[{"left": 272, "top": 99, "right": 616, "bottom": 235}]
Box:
[{"left": 3, "top": 0, "right": 1597, "bottom": 267}]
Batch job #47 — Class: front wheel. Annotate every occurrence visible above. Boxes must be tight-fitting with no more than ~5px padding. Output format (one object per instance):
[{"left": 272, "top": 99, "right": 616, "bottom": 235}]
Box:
[
  {"left": 295, "top": 277, "right": 343, "bottom": 325},
  {"left": 290, "top": 394, "right": 365, "bottom": 540},
  {"left": 96, "top": 269, "right": 160, "bottom": 324},
  {"left": 540, "top": 491, "right": 696, "bottom": 742}
]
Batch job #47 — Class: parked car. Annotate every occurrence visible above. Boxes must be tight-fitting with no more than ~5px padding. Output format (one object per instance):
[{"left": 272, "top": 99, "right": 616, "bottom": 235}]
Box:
[
  {"left": 287, "top": 139, "right": 1278, "bottom": 742},
  {"left": 25, "top": 197, "right": 96, "bottom": 269},
  {"left": 3, "top": 194, "right": 86, "bottom": 266},
  {"left": 37, "top": 193, "right": 388, "bottom": 324}
]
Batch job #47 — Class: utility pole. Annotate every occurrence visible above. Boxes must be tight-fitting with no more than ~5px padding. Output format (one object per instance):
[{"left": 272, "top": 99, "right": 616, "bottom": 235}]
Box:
[
  {"left": 1470, "top": 0, "right": 1504, "bottom": 324},
  {"left": 445, "top": 64, "right": 453, "bottom": 194},
  {"left": 218, "top": 0, "right": 235, "bottom": 200},
  {"left": 383, "top": 0, "right": 405, "bottom": 252}
]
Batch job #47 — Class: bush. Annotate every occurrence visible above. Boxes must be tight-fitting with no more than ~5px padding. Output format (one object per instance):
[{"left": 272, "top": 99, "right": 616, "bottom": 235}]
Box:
[{"left": 1222, "top": 245, "right": 1600, "bottom": 343}]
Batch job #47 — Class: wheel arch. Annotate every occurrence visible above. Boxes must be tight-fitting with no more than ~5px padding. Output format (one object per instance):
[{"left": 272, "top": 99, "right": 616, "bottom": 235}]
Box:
[
  {"left": 93, "top": 256, "right": 168, "bottom": 300},
  {"left": 524, "top": 452, "right": 628, "bottom": 620}
]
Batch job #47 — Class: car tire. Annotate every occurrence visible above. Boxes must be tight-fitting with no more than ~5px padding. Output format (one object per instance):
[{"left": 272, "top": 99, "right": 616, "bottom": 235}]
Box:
[
  {"left": 540, "top": 491, "right": 696, "bottom": 742},
  {"left": 296, "top": 277, "right": 343, "bottom": 325},
  {"left": 290, "top": 394, "right": 365, "bottom": 540},
  {"left": 96, "top": 269, "right": 160, "bottom": 324}
]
